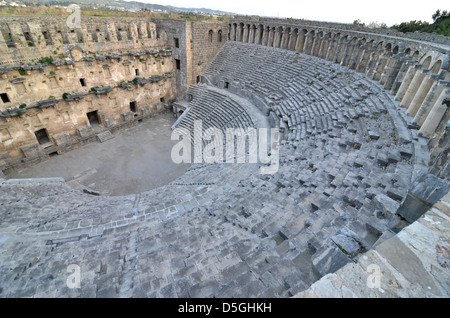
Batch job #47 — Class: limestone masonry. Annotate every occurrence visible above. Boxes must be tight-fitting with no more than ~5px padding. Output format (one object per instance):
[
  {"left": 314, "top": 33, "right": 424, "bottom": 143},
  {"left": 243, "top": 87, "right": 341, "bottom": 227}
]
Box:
[{"left": 0, "top": 14, "right": 449, "bottom": 298}]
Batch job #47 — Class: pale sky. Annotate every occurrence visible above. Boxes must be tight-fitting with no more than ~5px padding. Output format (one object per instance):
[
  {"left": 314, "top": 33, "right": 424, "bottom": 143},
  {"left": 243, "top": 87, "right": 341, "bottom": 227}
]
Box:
[{"left": 126, "top": 0, "right": 449, "bottom": 26}]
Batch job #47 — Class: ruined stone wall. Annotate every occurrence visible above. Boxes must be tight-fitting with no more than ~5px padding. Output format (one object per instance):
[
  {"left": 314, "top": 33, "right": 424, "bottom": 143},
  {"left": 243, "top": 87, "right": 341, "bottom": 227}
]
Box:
[
  {"left": 0, "top": 39, "right": 176, "bottom": 172},
  {"left": 190, "top": 21, "right": 228, "bottom": 86},
  {"left": 153, "top": 19, "right": 228, "bottom": 96},
  {"left": 0, "top": 17, "right": 170, "bottom": 66}
]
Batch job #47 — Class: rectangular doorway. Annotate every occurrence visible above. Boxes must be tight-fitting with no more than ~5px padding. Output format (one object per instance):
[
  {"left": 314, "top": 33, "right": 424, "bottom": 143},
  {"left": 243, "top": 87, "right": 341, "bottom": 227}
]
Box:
[
  {"left": 35, "top": 128, "right": 50, "bottom": 145},
  {"left": 87, "top": 111, "right": 100, "bottom": 127}
]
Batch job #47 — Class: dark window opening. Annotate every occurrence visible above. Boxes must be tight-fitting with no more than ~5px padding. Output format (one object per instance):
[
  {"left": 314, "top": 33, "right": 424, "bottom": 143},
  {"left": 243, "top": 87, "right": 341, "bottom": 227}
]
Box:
[
  {"left": 135, "top": 69, "right": 140, "bottom": 76},
  {"left": 160, "top": 98, "right": 165, "bottom": 103},
  {"left": 209, "top": 30, "right": 213, "bottom": 43},
  {"left": 24, "top": 32, "right": 32, "bottom": 41},
  {"left": 175, "top": 59, "right": 181, "bottom": 70},
  {"left": 197, "top": 76, "right": 201, "bottom": 84},
  {"left": 0, "top": 93, "right": 10, "bottom": 103},
  {"left": 130, "top": 101, "right": 137, "bottom": 113},
  {"left": 224, "top": 82, "right": 230, "bottom": 89},
  {"left": 218, "top": 30, "right": 223, "bottom": 42},
  {"left": 35, "top": 128, "right": 50, "bottom": 145},
  {"left": 4, "top": 32, "right": 14, "bottom": 47},
  {"left": 174, "top": 37, "right": 180, "bottom": 48},
  {"left": 70, "top": 30, "right": 75, "bottom": 33},
  {"left": 42, "top": 31, "right": 50, "bottom": 39},
  {"left": 49, "top": 151, "right": 58, "bottom": 157},
  {"left": 96, "top": 29, "right": 100, "bottom": 32},
  {"left": 87, "top": 111, "right": 100, "bottom": 126},
  {"left": 80, "top": 78, "right": 86, "bottom": 87}
]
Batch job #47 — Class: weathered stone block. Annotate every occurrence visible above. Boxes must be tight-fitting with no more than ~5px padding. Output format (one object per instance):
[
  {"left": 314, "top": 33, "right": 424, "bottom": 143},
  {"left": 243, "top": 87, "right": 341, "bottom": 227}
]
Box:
[
  {"left": 312, "top": 243, "right": 351, "bottom": 277},
  {"left": 397, "top": 173, "right": 449, "bottom": 223}
]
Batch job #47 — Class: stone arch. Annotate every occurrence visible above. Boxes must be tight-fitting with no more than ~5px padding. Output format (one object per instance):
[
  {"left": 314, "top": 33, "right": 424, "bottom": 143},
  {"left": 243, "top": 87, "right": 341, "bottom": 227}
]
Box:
[{"left": 393, "top": 45, "right": 399, "bottom": 54}]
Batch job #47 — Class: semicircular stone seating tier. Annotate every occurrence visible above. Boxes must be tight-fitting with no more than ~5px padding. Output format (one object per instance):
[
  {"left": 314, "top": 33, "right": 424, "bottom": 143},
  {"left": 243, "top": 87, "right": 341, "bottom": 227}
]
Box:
[{"left": 0, "top": 42, "right": 439, "bottom": 298}]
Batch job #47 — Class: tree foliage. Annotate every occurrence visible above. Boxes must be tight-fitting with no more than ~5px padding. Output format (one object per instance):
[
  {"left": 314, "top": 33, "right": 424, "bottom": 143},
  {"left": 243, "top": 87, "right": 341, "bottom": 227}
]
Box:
[{"left": 391, "top": 9, "right": 450, "bottom": 36}]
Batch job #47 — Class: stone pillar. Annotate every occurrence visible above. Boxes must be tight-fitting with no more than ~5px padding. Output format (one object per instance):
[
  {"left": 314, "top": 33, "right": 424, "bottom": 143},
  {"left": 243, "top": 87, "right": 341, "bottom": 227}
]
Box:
[
  {"left": 281, "top": 28, "right": 290, "bottom": 50},
  {"left": 333, "top": 35, "right": 345, "bottom": 64},
  {"left": 419, "top": 86, "right": 450, "bottom": 138},
  {"left": 401, "top": 67, "right": 429, "bottom": 108},
  {"left": 348, "top": 39, "right": 363, "bottom": 69},
  {"left": 295, "top": 31, "right": 306, "bottom": 53},
  {"left": 243, "top": 25, "right": 249, "bottom": 43},
  {"left": 341, "top": 38, "right": 356, "bottom": 66},
  {"left": 262, "top": 27, "right": 269, "bottom": 46},
  {"left": 288, "top": 30, "right": 297, "bottom": 51},
  {"left": 407, "top": 74, "right": 438, "bottom": 116},
  {"left": 310, "top": 33, "right": 321, "bottom": 56},
  {"left": 389, "top": 59, "right": 410, "bottom": 95},
  {"left": 255, "top": 25, "right": 263, "bottom": 45},
  {"left": 319, "top": 35, "right": 330, "bottom": 59},
  {"left": 268, "top": 28, "right": 275, "bottom": 47},
  {"left": 325, "top": 35, "right": 338, "bottom": 61},
  {"left": 237, "top": 24, "right": 243, "bottom": 42},
  {"left": 230, "top": 24, "right": 236, "bottom": 41},
  {"left": 384, "top": 54, "right": 404, "bottom": 90},
  {"left": 365, "top": 47, "right": 381, "bottom": 78},
  {"left": 395, "top": 62, "right": 419, "bottom": 101},
  {"left": 372, "top": 53, "right": 390, "bottom": 82},
  {"left": 414, "top": 79, "right": 447, "bottom": 126},
  {"left": 355, "top": 43, "right": 372, "bottom": 73},
  {"left": 303, "top": 31, "right": 315, "bottom": 55}
]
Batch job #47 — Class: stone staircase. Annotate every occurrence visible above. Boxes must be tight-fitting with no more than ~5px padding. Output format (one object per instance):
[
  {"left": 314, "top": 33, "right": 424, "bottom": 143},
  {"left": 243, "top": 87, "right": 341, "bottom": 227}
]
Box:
[{"left": 295, "top": 192, "right": 450, "bottom": 298}]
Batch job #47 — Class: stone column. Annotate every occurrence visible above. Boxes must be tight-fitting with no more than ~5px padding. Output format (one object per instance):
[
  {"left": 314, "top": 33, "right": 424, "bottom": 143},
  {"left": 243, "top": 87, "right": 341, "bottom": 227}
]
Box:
[
  {"left": 407, "top": 73, "right": 438, "bottom": 116},
  {"left": 288, "top": 30, "right": 297, "bottom": 51},
  {"left": 325, "top": 35, "right": 337, "bottom": 61},
  {"left": 348, "top": 39, "right": 363, "bottom": 69},
  {"left": 303, "top": 31, "right": 315, "bottom": 55},
  {"left": 268, "top": 28, "right": 275, "bottom": 47},
  {"left": 384, "top": 56, "right": 404, "bottom": 91},
  {"left": 281, "top": 28, "right": 290, "bottom": 50},
  {"left": 395, "top": 61, "right": 419, "bottom": 101},
  {"left": 341, "top": 38, "right": 356, "bottom": 66},
  {"left": 332, "top": 35, "right": 345, "bottom": 64},
  {"left": 319, "top": 35, "right": 330, "bottom": 59},
  {"left": 262, "top": 27, "right": 269, "bottom": 46},
  {"left": 401, "top": 67, "right": 430, "bottom": 108},
  {"left": 230, "top": 24, "right": 236, "bottom": 41},
  {"left": 419, "top": 86, "right": 450, "bottom": 138},
  {"left": 373, "top": 53, "right": 391, "bottom": 82},
  {"left": 310, "top": 32, "right": 321, "bottom": 56},
  {"left": 255, "top": 25, "right": 263, "bottom": 45},
  {"left": 295, "top": 31, "right": 306, "bottom": 53},
  {"left": 243, "top": 25, "right": 249, "bottom": 43},
  {"left": 414, "top": 79, "right": 447, "bottom": 126}
]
